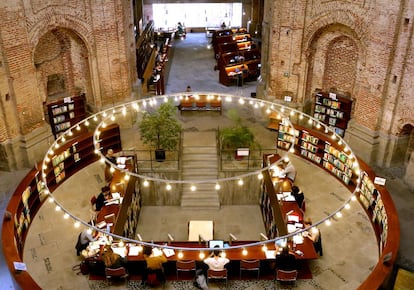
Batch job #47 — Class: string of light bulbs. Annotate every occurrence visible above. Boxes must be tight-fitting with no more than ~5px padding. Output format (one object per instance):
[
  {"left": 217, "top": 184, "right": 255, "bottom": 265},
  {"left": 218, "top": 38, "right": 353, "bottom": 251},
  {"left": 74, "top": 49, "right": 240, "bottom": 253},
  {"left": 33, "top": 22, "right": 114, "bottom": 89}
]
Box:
[{"left": 40, "top": 92, "right": 363, "bottom": 252}]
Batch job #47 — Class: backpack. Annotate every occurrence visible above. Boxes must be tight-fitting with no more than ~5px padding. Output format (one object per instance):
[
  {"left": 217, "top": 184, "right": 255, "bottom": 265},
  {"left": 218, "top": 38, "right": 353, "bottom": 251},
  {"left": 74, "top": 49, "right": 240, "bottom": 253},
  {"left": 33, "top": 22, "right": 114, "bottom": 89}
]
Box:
[{"left": 193, "top": 269, "right": 207, "bottom": 290}]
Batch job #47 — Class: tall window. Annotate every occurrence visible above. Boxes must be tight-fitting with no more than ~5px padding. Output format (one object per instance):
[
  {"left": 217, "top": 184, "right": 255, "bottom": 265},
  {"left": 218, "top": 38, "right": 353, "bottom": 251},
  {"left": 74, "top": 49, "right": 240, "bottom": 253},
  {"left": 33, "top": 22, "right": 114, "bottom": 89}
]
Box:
[{"left": 153, "top": 3, "right": 242, "bottom": 29}]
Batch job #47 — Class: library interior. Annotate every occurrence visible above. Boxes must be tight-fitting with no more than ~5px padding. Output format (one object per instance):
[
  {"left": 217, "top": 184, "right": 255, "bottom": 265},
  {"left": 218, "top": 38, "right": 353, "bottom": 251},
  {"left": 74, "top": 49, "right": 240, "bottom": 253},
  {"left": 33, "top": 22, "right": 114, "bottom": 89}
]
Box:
[{"left": 1, "top": 1, "right": 414, "bottom": 290}]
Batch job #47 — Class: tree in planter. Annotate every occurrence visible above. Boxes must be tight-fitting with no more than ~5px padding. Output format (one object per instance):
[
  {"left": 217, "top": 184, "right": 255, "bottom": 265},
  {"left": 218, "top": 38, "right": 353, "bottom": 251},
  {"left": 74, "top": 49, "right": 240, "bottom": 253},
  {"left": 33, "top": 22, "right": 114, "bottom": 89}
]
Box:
[
  {"left": 219, "top": 109, "right": 259, "bottom": 159},
  {"left": 138, "top": 101, "right": 182, "bottom": 161}
]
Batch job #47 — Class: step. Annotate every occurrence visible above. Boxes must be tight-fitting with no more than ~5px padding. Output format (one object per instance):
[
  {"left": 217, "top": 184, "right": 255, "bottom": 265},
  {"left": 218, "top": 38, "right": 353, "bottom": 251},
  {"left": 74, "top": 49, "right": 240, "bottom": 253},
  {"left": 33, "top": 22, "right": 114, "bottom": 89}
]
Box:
[
  {"left": 182, "top": 161, "right": 218, "bottom": 169},
  {"left": 183, "top": 146, "right": 217, "bottom": 154},
  {"left": 182, "top": 153, "right": 217, "bottom": 161}
]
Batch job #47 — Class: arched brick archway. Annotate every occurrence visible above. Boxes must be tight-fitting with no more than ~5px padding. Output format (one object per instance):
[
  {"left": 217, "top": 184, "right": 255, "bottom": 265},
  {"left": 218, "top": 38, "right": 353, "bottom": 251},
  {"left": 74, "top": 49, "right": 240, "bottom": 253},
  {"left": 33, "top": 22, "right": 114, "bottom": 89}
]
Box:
[
  {"left": 303, "top": 23, "right": 363, "bottom": 101},
  {"left": 323, "top": 35, "right": 358, "bottom": 93}
]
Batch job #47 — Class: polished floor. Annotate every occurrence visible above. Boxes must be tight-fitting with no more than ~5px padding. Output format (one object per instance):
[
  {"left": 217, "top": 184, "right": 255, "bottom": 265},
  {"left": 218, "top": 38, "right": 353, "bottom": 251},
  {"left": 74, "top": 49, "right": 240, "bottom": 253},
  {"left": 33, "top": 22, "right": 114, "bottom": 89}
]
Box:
[{"left": 0, "top": 32, "right": 413, "bottom": 290}]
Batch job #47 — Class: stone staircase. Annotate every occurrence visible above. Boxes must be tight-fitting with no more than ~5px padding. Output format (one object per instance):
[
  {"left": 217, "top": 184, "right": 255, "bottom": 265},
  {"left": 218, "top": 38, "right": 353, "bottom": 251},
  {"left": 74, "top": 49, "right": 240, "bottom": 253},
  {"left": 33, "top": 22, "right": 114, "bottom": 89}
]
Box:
[{"left": 180, "top": 132, "right": 220, "bottom": 209}]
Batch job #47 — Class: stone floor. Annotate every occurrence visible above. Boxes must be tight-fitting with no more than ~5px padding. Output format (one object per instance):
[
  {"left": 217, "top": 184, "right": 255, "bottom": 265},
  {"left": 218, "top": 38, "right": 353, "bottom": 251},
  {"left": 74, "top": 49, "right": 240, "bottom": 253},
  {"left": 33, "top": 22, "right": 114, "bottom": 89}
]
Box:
[{"left": 0, "top": 32, "right": 413, "bottom": 290}]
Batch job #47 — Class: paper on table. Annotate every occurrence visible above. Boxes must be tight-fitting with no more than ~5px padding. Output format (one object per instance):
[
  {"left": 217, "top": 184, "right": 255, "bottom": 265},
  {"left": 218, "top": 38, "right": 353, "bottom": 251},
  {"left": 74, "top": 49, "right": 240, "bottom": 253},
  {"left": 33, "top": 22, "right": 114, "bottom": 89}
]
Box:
[
  {"left": 112, "top": 246, "right": 126, "bottom": 258},
  {"left": 163, "top": 248, "right": 175, "bottom": 257},
  {"left": 265, "top": 250, "right": 276, "bottom": 259},
  {"left": 13, "top": 261, "right": 27, "bottom": 271},
  {"left": 128, "top": 246, "right": 141, "bottom": 256}
]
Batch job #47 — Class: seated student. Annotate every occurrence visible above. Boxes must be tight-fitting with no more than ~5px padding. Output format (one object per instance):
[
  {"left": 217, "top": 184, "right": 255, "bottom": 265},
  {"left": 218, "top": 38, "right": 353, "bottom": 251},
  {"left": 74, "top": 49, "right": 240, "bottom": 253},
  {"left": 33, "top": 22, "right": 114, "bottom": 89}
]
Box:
[
  {"left": 203, "top": 245, "right": 230, "bottom": 271},
  {"left": 104, "top": 148, "right": 117, "bottom": 182},
  {"left": 142, "top": 245, "right": 168, "bottom": 285},
  {"left": 275, "top": 246, "right": 297, "bottom": 271},
  {"left": 303, "top": 218, "right": 323, "bottom": 256},
  {"left": 280, "top": 160, "right": 297, "bottom": 182},
  {"left": 101, "top": 245, "right": 126, "bottom": 269},
  {"left": 291, "top": 185, "right": 305, "bottom": 209},
  {"left": 95, "top": 186, "right": 111, "bottom": 212},
  {"left": 76, "top": 225, "right": 99, "bottom": 256}
]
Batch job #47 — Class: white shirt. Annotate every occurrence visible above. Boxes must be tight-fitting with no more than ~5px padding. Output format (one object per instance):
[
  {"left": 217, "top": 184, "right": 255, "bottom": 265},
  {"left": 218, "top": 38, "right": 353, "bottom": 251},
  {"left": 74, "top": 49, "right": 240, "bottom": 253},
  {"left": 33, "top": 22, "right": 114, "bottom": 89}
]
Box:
[{"left": 204, "top": 256, "right": 230, "bottom": 270}]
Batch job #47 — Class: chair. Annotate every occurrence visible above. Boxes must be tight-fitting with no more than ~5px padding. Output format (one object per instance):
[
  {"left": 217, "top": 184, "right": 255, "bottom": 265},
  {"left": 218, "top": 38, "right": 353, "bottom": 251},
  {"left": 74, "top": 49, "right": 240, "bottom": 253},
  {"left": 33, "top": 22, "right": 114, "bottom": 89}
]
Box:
[
  {"left": 314, "top": 230, "right": 323, "bottom": 256},
  {"left": 176, "top": 260, "right": 196, "bottom": 279},
  {"left": 240, "top": 259, "right": 260, "bottom": 279},
  {"left": 105, "top": 266, "right": 128, "bottom": 285},
  {"left": 207, "top": 268, "right": 228, "bottom": 288},
  {"left": 89, "top": 195, "right": 97, "bottom": 221},
  {"left": 275, "top": 269, "right": 297, "bottom": 289}
]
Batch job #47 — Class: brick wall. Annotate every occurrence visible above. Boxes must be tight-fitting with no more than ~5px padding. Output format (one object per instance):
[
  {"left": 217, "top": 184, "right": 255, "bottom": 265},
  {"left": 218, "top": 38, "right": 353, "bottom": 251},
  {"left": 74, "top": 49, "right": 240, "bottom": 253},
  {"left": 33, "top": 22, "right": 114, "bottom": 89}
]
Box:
[{"left": 0, "top": 0, "right": 136, "bottom": 168}]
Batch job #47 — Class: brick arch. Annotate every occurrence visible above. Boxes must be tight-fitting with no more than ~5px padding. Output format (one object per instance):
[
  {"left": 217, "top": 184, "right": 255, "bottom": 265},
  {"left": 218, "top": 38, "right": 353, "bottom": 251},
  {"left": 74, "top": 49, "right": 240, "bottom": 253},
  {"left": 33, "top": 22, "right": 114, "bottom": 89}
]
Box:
[
  {"left": 323, "top": 35, "right": 358, "bottom": 92},
  {"left": 303, "top": 20, "right": 365, "bottom": 100},
  {"left": 303, "top": 11, "right": 368, "bottom": 54},
  {"left": 27, "top": 13, "right": 95, "bottom": 59}
]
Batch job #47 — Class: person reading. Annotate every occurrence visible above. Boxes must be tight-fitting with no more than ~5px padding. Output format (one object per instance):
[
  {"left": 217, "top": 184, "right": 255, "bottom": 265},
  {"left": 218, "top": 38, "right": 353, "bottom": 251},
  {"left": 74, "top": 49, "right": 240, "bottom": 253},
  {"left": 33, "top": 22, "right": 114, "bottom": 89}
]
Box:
[
  {"left": 291, "top": 185, "right": 305, "bottom": 209},
  {"left": 203, "top": 245, "right": 229, "bottom": 271},
  {"left": 142, "top": 245, "right": 167, "bottom": 286},
  {"left": 275, "top": 246, "right": 297, "bottom": 271},
  {"left": 95, "top": 186, "right": 111, "bottom": 212},
  {"left": 101, "top": 245, "right": 126, "bottom": 269},
  {"left": 303, "top": 218, "right": 323, "bottom": 256}
]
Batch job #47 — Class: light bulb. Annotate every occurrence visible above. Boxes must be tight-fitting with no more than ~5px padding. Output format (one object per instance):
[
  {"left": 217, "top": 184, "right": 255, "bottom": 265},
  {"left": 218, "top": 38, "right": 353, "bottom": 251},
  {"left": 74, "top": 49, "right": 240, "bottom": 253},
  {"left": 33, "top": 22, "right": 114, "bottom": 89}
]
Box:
[
  {"left": 242, "top": 249, "right": 248, "bottom": 256},
  {"left": 166, "top": 184, "right": 172, "bottom": 191},
  {"left": 215, "top": 183, "right": 221, "bottom": 190},
  {"left": 143, "top": 180, "right": 149, "bottom": 187}
]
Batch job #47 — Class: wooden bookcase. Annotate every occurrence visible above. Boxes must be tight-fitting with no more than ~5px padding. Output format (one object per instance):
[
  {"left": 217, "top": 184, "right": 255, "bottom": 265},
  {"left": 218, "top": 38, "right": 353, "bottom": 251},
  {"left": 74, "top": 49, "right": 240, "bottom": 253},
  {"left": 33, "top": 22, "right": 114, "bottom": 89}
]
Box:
[
  {"left": 44, "top": 123, "right": 121, "bottom": 191},
  {"left": 276, "top": 122, "right": 354, "bottom": 186},
  {"left": 275, "top": 118, "right": 300, "bottom": 150},
  {"left": 47, "top": 94, "right": 87, "bottom": 139},
  {"left": 136, "top": 20, "right": 155, "bottom": 80},
  {"left": 313, "top": 91, "right": 353, "bottom": 137}
]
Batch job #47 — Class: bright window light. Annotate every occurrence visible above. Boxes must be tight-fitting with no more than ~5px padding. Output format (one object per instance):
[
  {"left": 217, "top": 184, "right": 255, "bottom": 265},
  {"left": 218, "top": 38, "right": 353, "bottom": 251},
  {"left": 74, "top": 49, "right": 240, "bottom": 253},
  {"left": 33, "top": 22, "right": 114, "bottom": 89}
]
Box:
[{"left": 152, "top": 3, "right": 242, "bottom": 29}]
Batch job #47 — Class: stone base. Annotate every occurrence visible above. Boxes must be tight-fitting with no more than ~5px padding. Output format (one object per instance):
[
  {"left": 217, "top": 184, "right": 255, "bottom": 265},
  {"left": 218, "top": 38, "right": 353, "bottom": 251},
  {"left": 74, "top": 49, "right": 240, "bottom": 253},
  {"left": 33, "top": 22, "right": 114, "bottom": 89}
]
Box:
[
  {"left": 0, "top": 124, "right": 53, "bottom": 171},
  {"left": 344, "top": 120, "right": 381, "bottom": 165}
]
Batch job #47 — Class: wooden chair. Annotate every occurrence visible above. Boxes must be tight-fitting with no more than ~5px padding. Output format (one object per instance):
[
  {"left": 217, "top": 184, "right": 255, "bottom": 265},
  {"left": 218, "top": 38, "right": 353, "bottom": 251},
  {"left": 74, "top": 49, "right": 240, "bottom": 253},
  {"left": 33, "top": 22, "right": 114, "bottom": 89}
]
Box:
[
  {"left": 207, "top": 268, "right": 227, "bottom": 288},
  {"left": 239, "top": 259, "right": 260, "bottom": 279},
  {"left": 176, "top": 260, "right": 196, "bottom": 279},
  {"left": 274, "top": 269, "right": 297, "bottom": 289},
  {"left": 105, "top": 266, "right": 128, "bottom": 285}
]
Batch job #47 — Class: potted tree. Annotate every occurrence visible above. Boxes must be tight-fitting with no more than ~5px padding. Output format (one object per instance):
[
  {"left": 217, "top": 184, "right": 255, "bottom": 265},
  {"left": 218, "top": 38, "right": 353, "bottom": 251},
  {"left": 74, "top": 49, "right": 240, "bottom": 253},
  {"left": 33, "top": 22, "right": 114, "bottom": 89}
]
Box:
[
  {"left": 138, "top": 101, "right": 182, "bottom": 161},
  {"left": 219, "top": 109, "right": 258, "bottom": 160}
]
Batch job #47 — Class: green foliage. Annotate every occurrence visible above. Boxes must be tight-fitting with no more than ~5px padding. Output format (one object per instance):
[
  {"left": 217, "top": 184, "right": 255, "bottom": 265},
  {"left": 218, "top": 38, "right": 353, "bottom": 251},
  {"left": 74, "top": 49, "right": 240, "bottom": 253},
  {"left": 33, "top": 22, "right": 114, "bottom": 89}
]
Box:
[
  {"left": 220, "top": 125, "right": 255, "bottom": 149},
  {"left": 138, "top": 101, "right": 182, "bottom": 150}
]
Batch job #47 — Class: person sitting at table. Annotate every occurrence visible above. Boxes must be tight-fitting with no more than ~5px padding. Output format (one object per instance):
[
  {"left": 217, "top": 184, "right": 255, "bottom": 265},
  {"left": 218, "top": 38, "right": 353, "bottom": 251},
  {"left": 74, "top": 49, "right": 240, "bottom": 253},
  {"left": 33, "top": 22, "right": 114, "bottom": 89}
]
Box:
[
  {"left": 76, "top": 224, "right": 98, "bottom": 256},
  {"left": 101, "top": 245, "right": 126, "bottom": 269},
  {"left": 275, "top": 246, "right": 297, "bottom": 271},
  {"left": 291, "top": 185, "right": 305, "bottom": 210},
  {"left": 104, "top": 148, "right": 117, "bottom": 183},
  {"left": 142, "top": 245, "right": 168, "bottom": 285},
  {"left": 303, "top": 218, "right": 323, "bottom": 256},
  {"left": 280, "top": 159, "right": 297, "bottom": 182},
  {"left": 203, "top": 245, "right": 230, "bottom": 271},
  {"left": 95, "top": 186, "right": 111, "bottom": 212}
]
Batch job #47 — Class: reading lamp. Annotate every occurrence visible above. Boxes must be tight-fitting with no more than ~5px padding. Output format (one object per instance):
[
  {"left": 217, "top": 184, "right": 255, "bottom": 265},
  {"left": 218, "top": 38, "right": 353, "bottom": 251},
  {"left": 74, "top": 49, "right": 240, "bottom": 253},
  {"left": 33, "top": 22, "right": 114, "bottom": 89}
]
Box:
[
  {"left": 198, "top": 234, "right": 205, "bottom": 245},
  {"left": 167, "top": 233, "right": 174, "bottom": 245},
  {"left": 260, "top": 233, "right": 268, "bottom": 241},
  {"left": 229, "top": 233, "right": 237, "bottom": 245}
]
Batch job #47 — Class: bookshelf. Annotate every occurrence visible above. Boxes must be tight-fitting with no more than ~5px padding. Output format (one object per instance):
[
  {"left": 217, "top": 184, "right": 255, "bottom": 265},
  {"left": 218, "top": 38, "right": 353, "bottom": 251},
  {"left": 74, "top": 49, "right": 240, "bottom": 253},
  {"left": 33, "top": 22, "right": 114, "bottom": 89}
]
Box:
[
  {"left": 299, "top": 130, "right": 323, "bottom": 165},
  {"left": 358, "top": 174, "right": 388, "bottom": 248},
  {"left": 12, "top": 169, "right": 46, "bottom": 255},
  {"left": 313, "top": 91, "right": 353, "bottom": 137},
  {"left": 44, "top": 124, "right": 121, "bottom": 191},
  {"left": 276, "top": 118, "right": 300, "bottom": 150},
  {"left": 47, "top": 94, "right": 87, "bottom": 139},
  {"left": 323, "top": 142, "right": 353, "bottom": 185}
]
